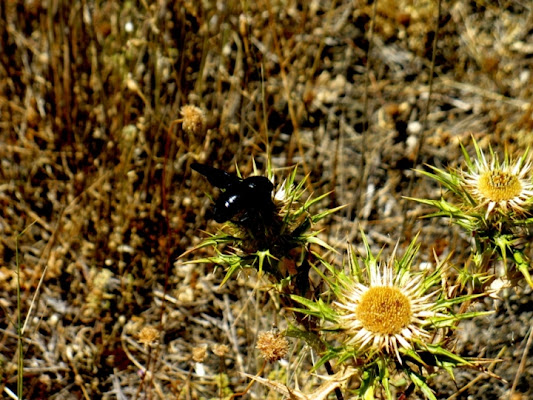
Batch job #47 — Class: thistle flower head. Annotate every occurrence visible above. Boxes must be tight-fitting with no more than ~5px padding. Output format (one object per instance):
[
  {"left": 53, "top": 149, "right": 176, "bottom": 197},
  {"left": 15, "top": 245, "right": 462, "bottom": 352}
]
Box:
[
  {"left": 410, "top": 138, "right": 533, "bottom": 288},
  {"left": 463, "top": 143, "right": 533, "bottom": 218},
  {"left": 334, "top": 244, "right": 441, "bottom": 363},
  {"left": 290, "top": 232, "right": 489, "bottom": 398}
]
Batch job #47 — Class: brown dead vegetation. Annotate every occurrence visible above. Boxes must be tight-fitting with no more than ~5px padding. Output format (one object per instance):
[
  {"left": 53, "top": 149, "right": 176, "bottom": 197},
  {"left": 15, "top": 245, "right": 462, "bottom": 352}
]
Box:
[{"left": 0, "top": 0, "right": 532, "bottom": 399}]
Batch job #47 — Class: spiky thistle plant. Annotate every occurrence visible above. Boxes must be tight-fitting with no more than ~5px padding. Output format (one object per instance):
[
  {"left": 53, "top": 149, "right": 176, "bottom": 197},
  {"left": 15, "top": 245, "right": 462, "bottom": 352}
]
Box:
[
  {"left": 408, "top": 137, "right": 533, "bottom": 288},
  {"left": 289, "top": 232, "right": 490, "bottom": 400},
  {"left": 185, "top": 162, "right": 342, "bottom": 291}
]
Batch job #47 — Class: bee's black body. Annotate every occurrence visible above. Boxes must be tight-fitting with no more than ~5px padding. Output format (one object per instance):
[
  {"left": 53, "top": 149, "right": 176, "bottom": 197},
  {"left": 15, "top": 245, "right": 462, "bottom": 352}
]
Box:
[{"left": 191, "top": 163, "right": 275, "bottom": 224}]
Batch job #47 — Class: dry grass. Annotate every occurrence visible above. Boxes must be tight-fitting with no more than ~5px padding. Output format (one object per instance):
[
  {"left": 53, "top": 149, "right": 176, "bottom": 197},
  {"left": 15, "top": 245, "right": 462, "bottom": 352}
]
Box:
[{"left": 1, "top": 0, "right": 532, "bottom": 399}]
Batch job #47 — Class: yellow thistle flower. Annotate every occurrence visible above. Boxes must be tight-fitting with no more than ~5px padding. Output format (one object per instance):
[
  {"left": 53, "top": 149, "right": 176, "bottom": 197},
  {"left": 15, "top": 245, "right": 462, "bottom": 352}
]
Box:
[
  {"left": 463, "top": 144, "right": 533, "bottom": 218},
  {"left": 335, "top": 254, "right": 441, "bottom": 363},
  {"left": 411, "top": 138, "right": 533, "bottom": 288},
  {"left": 291, "top": 233, "right": 487, "bottom": 398}
]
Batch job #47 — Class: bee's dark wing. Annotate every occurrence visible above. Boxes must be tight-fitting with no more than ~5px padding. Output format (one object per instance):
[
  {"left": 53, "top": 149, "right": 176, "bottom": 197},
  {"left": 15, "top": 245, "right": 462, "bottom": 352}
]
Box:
[{"left": 191, "top": 163, "right": 240, "bottom": 189}]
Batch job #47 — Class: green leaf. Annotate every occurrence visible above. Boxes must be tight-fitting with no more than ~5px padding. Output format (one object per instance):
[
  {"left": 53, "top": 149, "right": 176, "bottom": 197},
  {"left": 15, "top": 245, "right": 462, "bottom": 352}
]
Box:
[
  {"left": 289, "top": 295, "right": 337, "bottom": 322},
  {"left": 424, "top": 344, "right": 472, "bottom": 367},
  {"left": 303, "top": 190, "right": 331, "bottom": 211},
  {"left": 359, "top": 369, "right": 376, "bottom": 400},
  {"left": 406, "top": 369, "right": 437, "bottom": 400},
  {"left": 402, "top": 347, "right": 427, "bottom": 366},
  {"left": 285, "top": 324, "right": 326, "bottom": 353},
  {"left": 460, "top": 139, "right": 475, "bottom": 171},
  {"left": 306, "top": 235, "right": 338, "bottom": 253},
  {"left": 514, "top": 251, "right": 533, "bottom": 288},
  {"left": 220, "top": 257, "right": 246, "bottom": 286},
  {"left": 436, "top": 292, "right": 487, "bottom": 308},
  {"left": 311, "top": 204, "right": 346, "bottom": 223},
  {"left": 427, "top": 310, "right": 493, "bottom": 328},
  {"left": 377, "top": 358, "right": 393, "bottom": 400}
]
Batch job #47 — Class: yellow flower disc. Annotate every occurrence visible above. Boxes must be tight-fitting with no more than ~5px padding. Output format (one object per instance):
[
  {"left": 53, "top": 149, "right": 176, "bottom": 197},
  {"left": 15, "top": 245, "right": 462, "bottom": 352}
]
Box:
[
  {"left": 478, "top": 171, "right": 522, "bottom": 202},
  {"left": 356, "top": 287, "right": 412, "bottom": 335}
]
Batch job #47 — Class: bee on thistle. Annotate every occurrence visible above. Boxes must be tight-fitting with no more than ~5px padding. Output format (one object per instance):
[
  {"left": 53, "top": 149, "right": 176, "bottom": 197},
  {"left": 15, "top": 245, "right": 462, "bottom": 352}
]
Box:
[{"left": 187, "top": 162, "right": 342, "bottom": 287}]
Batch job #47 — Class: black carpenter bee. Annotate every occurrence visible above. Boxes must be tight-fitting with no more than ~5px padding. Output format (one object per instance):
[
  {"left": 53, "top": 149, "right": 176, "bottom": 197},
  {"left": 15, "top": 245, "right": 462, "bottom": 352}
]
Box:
[{"left": 191, "top": 163, "right": 275, "bottom": 224}]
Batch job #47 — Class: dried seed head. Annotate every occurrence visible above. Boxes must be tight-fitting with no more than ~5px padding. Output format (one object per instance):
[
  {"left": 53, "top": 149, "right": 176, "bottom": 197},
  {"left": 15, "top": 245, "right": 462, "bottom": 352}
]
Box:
[
  {"left": 181, "top": 105, "right": 206, "bottom": 136},
  {"left": 212, "top": 344, "right": 230, "bottom": 357},
  {"left": 192, "top": 345, "right": 208, "bottom": 362},
  {"left": 256, "top": 331, "right": 289, "bottom": 363},
  {"left": 138, "top": 326, "right": 159, "bottom": 347}
]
